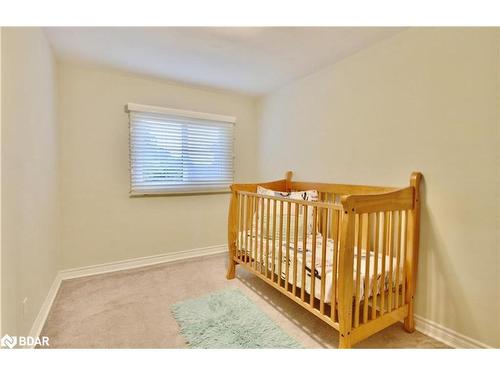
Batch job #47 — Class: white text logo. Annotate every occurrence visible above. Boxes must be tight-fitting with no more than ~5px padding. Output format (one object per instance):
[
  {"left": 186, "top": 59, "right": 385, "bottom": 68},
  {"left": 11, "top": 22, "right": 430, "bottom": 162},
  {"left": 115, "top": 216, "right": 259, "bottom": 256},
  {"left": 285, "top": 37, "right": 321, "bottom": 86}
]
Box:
[{"left": 0, "top": 334, "right": 49, "bottom": 348}]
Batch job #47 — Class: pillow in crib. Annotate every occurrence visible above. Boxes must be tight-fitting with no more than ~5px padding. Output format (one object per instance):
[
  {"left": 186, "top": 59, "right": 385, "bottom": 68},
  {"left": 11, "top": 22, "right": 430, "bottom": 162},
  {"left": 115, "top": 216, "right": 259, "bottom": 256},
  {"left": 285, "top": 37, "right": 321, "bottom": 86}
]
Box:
[{"left": 255, "top": 186, "right": 318, "bottom": 241}]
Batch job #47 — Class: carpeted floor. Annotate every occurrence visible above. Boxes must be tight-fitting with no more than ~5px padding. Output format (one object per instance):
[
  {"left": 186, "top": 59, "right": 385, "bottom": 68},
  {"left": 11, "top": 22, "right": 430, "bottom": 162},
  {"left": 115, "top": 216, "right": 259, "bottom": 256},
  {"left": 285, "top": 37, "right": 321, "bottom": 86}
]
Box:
[{"left": 40, "top": 254, "right": 449, "bottom": 348}]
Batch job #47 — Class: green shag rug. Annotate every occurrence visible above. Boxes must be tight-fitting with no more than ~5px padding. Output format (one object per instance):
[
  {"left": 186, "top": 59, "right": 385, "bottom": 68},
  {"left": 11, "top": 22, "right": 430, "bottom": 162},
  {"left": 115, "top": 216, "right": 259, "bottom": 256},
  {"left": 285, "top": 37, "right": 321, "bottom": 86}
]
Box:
[{"left": 171, "top": 289, "right": 302, "bottom": 349}]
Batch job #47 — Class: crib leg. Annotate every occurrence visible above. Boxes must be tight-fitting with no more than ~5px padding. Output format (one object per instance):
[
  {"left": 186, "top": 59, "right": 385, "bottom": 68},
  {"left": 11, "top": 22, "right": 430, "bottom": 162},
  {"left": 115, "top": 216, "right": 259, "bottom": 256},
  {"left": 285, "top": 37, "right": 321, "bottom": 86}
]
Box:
[
  {"left": 226, "top": 258, "right": 236, "bottom": 280},
  {"left": 338, "top": 334, "right": 352, "bottom": 349},
  {"left": 403, "top": 301, "right": 415, "bottom": 333},
  {"left": 226, "top": 190, "right": 238, "bottom": 280}
]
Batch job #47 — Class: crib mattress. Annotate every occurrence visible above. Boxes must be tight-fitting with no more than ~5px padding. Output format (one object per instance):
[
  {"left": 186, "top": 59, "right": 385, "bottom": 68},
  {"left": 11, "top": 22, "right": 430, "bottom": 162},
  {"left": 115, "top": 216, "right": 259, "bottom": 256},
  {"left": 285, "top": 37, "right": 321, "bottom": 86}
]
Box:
[{"left": 239, "top": 232, "right": 403, "bottom": 304}]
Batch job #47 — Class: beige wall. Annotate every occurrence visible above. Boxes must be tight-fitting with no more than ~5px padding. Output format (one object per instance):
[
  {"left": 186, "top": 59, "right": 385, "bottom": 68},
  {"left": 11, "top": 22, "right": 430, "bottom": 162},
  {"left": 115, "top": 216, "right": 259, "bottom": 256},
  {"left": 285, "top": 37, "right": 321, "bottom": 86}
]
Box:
[
  {"left": 0, "top": 27, "right": 3, "bottom": 336},
  {"left": 1, "top": 28, "right": 60, "bottom": 336},
  {"left": 58, "top": 64, "right": 257, "bottom": 269},
  {"left": 498, "top": 30, "right": 500, "bottom": 307},
  {"left": 257, "top": 28, "right": 500, "bottom": 347}
]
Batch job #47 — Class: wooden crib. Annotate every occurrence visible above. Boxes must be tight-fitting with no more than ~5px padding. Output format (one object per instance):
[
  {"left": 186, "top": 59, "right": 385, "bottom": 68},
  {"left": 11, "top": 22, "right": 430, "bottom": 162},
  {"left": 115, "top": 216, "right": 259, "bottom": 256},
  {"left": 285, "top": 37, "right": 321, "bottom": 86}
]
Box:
[{"left": 226, "top": 172, "right": 422, "bottom": 348}]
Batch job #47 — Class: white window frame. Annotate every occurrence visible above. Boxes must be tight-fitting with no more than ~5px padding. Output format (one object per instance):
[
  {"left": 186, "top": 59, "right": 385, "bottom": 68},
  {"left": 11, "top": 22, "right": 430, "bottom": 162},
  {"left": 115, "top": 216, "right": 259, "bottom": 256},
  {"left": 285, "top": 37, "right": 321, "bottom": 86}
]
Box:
[{"left": 127, "top": 103, "right": 236, "bottom": 196}]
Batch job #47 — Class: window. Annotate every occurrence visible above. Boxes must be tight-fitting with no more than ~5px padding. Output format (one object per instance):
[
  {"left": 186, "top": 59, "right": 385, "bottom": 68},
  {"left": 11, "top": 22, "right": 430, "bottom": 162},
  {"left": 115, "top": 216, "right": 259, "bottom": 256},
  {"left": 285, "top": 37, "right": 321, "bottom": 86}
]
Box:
[{"left": 127, "top": 103, "right": 235, "bottom": 195}]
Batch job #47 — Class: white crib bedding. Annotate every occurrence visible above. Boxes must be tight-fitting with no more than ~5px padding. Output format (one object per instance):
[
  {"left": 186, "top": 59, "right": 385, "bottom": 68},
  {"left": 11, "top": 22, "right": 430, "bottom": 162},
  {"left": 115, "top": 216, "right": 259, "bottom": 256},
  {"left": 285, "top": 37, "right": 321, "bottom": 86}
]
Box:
[{"left": 239, "top": 232, "right": 403, "bottom": 304}]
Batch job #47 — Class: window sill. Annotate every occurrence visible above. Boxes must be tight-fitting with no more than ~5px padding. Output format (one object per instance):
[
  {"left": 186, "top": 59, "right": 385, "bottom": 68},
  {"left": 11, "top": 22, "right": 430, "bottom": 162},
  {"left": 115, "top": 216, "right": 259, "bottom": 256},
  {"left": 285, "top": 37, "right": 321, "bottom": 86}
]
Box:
[{"left": 129, "top": 188, "right": 231, "bottom": 197}]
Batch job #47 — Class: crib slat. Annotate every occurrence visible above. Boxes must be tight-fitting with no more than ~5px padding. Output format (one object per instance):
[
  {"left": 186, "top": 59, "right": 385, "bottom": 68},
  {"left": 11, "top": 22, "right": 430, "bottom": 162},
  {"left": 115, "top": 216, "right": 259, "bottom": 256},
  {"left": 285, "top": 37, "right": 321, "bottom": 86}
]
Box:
[
  {"left": 372, "top": 212, "right": 380, "bottom": 320},
  {"left": 278, "top": 201, "right": 284, "bottom": 287},
  {"left": 354, "top": 214, "right": 363, "bottom": 328},
  {"left": 401, "top": 210, "right": 408, "bottom": 305},
  {"left": 387, "top": 211, "right": 394, "bottom": 312},
  {"left": 271, "top": 200, "right": 277, "bottom": 283},
  {"left": 301, "top": 205, "right": 308, "bottom": 301},
  {"left": 252, "top": 196, "right": 256, "bottom": 267},
  {"left": 331, "top": 204, "right": 339, "bottom": 242},
  {"left": 310, "top": 206, "right": 318, "bottom": 307},
  {"left": 235, "top": 193, "right": 239, "bottom": 255},
  {"left": 380, "top": 212, "right": 388, "bottom": 316},
  {"left": 265, "top": 198, "right": 271, "bottom": 278},
  {"left": 249, "top": 196, "right": 255, "bottom": 268},
  {"left": 320, "top": 208, "right": 328, "bottom": 314},
  {"left": 243, "top": 195, "right": 250, "bottom": 264},
  {"left": 363, "top": 213, "right": 372, "bottom": 323},
  {"left": 248, "top": 196, "right": 255, "bottom": 268},
  {"left": 244, "top": 195, "right": 249, "bottom": 264},
  {"left": 330, "top": 209, "right": 340, "bottom": 322},
  {"left": 253, "top": 197, "right": 259, "bottom": 271},
  {"left": 292, "top": 203, "right": 300, "bottom": 296},
  {"left": 239, "top": 194, "right": 244, "bottom": 262},
  {"left": 317, "top": 197, "right": 323, "bottom": 236},
  {"left": 336, "top": 209, "right": 343, "bottom": 321},
  {"left": 253, "top": 196, "right": 259, "bottom": 270},
  {"left": 394, "top": 211, "right": 402, "bottom": 308},
  {"left": 285, "top": 201, "right": 292, "bottom": 291},
  {"left": 260, "top": 197, "right": 264, "bottom": 273}
]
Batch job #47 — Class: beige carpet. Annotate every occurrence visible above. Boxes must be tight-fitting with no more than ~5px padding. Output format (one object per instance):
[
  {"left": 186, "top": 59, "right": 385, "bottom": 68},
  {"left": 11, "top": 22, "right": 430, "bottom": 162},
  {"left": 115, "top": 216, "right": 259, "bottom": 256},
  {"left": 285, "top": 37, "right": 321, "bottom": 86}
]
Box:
[{"left": 41, "top": 254, "right": 448, "bottom": 348}]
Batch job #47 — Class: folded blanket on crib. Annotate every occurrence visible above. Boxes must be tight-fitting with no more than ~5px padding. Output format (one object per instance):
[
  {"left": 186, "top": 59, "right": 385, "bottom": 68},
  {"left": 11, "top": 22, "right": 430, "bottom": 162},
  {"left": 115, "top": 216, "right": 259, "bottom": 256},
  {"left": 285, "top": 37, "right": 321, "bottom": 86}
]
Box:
[{"left": 240, "top": 232, "right": 403, "bottom": 304}]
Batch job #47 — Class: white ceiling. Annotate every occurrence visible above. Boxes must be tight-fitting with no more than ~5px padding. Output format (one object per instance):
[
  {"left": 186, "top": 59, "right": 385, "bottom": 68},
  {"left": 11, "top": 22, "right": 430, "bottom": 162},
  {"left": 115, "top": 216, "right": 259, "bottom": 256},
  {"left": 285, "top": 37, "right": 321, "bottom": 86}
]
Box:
[{"left": 44, "top": 27, "right": 405, "bottom": 96}]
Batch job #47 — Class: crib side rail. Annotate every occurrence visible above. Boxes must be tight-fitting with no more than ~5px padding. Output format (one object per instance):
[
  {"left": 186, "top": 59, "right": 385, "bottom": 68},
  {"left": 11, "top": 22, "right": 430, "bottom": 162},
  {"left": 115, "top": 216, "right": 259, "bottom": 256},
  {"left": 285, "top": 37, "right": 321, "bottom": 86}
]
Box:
[{"left": 229, "top": 189, "right": 344, "bottom": 330}]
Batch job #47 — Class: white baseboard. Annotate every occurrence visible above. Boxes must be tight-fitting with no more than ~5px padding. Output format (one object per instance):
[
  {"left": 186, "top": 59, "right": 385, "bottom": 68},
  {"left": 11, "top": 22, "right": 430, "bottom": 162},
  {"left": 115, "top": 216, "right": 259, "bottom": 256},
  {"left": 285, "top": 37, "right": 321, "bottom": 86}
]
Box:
[
  {"left": 27, "top": 244, "right": 227, "bottom": 348},
  {"left": 414, "top": 315, "right": 493, "bottom": 349},
  {"left": 27, "top": 273, "right": 62, "bottom": 347},
  {"left": 59, "top": 244, "right": 227, "bottom": 280}
]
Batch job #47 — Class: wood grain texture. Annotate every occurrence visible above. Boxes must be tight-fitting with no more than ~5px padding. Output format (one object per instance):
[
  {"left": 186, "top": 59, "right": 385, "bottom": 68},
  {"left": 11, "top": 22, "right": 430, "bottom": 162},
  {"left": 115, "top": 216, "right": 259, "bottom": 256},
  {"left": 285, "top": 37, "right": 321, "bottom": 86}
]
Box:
[
  {"left": 228, "top": 172, "right": 422, "bottom": 349},
  {"left": 338, "top": 209, "right": 355, "bottom": 348},
  {"left": 226, "top": 191, "right": 238, "bottom": 279},
  {"left": 404, "top": 172, "right": 422, "bottom": 332}
]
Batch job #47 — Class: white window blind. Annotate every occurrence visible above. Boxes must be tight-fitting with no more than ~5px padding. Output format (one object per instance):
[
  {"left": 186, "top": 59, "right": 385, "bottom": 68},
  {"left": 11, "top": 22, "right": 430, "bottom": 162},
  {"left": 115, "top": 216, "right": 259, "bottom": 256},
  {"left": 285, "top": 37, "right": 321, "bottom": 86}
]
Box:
[{"left": 127, "top": 103, "right": 235, "bottom": 195}]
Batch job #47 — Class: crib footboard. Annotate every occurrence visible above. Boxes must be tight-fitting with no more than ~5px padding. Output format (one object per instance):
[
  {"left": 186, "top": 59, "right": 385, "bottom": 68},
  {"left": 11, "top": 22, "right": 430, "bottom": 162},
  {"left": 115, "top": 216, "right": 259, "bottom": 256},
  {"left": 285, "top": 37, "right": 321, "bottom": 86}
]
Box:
[
  {"left": 226, "top": 172, "right": 422, "bottom": 348},
  {"left": 338, "top": 173, "right": 421, "bottom": 348}
]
